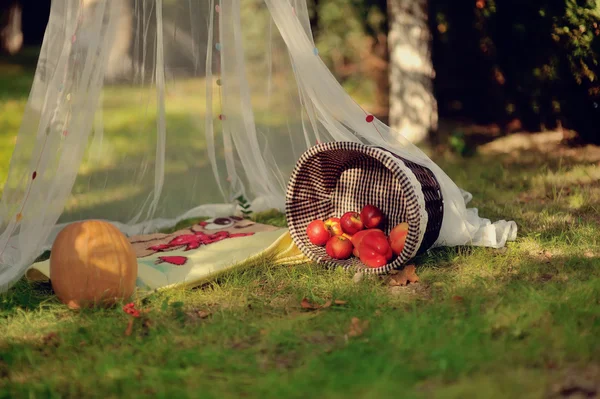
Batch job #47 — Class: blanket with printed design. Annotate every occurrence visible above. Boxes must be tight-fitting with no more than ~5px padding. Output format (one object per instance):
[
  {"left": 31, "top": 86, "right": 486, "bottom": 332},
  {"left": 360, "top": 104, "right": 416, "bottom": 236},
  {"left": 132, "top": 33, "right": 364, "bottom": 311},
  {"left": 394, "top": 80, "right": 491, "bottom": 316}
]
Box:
[{"left": 27, "top": 216, "right": 307, "bottom": 292}]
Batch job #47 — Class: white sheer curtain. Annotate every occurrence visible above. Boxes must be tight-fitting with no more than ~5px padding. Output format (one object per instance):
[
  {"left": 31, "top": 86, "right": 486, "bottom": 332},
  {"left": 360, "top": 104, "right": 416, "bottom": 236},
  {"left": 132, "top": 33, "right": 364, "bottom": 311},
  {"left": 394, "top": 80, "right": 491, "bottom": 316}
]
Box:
[{"left": 0, "top": 0, "right": 516, "bottom": 292}]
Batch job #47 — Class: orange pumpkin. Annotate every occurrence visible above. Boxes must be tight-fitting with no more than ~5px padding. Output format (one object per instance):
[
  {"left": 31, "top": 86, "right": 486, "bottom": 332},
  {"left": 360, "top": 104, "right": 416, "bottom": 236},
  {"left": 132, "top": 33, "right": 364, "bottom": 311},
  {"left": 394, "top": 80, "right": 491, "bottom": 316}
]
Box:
[{"left": 49, "top": 220, "right": 138, "bottom": 309}]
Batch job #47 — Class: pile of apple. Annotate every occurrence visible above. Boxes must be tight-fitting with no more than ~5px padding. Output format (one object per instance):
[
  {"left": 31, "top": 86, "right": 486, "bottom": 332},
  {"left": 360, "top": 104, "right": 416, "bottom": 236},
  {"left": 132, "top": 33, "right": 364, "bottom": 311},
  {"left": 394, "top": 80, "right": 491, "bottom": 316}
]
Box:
[{"left": 306, "top": 204, "right": 409, "bottom": 268}]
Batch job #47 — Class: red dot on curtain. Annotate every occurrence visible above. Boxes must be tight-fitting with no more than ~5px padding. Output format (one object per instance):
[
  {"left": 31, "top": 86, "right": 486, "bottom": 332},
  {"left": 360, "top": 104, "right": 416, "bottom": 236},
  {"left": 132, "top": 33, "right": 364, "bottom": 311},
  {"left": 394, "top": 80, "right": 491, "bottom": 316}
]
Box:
[
  {"left": 366, "top": 115, "right": 374, "bottom": 123},
  {"left": 71, "top": 35, "right": 76, "bottom": 43},
  {"left": 32, "top": 171, "right": 37, "bottom": 180},
  {"left": 219, "top": 114, "right": 225, "bottom": 120}
]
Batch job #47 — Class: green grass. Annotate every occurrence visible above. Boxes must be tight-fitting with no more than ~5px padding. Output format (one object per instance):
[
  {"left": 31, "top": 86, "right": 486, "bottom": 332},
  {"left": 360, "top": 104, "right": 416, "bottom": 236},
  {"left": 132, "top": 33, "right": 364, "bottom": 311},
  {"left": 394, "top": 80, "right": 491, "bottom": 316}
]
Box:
[{"left": 1, "top": 51, "right": 600, "bottom": 398}]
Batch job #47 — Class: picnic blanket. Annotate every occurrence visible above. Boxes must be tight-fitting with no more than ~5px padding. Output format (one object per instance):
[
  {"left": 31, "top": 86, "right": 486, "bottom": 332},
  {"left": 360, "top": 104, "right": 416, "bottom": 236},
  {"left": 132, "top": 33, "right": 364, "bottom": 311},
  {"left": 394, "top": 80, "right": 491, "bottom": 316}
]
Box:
[{"left": 26, "top": 216, "right": 308, "bottom": 292}]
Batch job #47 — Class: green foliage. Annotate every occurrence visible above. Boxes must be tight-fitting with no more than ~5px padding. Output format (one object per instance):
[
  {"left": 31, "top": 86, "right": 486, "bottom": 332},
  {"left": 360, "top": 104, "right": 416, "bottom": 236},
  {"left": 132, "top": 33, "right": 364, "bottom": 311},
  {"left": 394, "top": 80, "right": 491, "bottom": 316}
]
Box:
[
  {"left": 309, "top": 0, "right": 386, "bottom": 98},
  {"left": 235, "top": 194, "right": 253, "bottom": 218},
  {"left": 553, "top": 0, "right": 600, "bottom": 86},
  {"left": 432, "top": 0, "right": 600, "bottom": 142}
]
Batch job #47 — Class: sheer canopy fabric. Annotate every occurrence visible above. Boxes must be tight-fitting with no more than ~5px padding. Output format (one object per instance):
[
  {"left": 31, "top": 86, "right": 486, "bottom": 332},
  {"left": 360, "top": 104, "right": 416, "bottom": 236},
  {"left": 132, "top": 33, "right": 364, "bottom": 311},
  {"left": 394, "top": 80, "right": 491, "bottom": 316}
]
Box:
[{"left": 0, "top": 0, "right": 517, "bottom": 291}]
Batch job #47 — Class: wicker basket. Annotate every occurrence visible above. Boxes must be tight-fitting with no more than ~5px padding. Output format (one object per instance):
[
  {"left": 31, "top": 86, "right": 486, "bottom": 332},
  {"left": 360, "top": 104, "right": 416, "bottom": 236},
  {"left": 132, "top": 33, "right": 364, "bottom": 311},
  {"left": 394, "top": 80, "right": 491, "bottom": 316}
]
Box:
[{"left": 285, "top": 142, "right": 444, "bottom": 274}]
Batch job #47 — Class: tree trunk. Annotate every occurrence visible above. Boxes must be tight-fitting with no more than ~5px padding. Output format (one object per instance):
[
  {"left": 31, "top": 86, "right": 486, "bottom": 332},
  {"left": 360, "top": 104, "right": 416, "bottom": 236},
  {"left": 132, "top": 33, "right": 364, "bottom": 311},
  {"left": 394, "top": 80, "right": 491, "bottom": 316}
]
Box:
[
  {"left": 0, "top": 0, "right": 23, "bottom": 55},
  {"left": 361, "top": 32, "right": 390, "bottom": 119},
  {"left": 387, "top": 0, "right": 437, "bottom": 144}
]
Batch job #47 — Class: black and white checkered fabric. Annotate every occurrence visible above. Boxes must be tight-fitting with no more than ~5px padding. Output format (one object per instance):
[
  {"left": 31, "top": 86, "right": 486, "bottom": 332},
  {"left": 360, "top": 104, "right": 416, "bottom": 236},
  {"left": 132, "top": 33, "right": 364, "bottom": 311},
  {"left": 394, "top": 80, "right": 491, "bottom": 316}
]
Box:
[{"left": 285, "top": 142, "right": 444, "bottom": 274}]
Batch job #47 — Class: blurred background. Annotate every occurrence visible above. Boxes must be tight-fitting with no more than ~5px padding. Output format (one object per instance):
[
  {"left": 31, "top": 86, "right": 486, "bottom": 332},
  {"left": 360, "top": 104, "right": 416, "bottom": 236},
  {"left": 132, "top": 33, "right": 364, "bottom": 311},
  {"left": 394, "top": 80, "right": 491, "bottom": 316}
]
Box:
[{"left": 1, "top": 0, "right": 599, "bottom": 157}]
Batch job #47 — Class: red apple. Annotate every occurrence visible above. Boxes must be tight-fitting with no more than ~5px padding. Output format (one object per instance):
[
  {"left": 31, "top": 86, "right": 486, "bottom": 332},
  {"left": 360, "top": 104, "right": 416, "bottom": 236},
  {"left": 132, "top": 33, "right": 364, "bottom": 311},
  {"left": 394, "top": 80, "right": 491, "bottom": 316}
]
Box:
[
  {"left": 389, "top": 222, "right": 409, "bottom": 256},
  {"left": 350, "top": 230, "right": 371, "bottom": 248},
  {"left": 360, "top": 204, "right": 384, "bottom": 229},
  {"left": 351, "top": 229, "right": 386, "bottom": 257},
  {"left": 306, "top": 220, "right": 331, "bottom": 246},
  {"left": 358, "top": 244, "right": 388, "bottom": 268},
  {"left": 356, "top": 230, "right": 392, "bottom": 262},
  {"left": 325, "top": 235, "right": 354, "bottom": 260},
  {"left": 340, "top": 212, "right": 364, "bottom": 235},
  {"left": 360, "top": 232, "right": 391, "bottom": 257},
  {"left": 385, "top": 247, "right": 393, "bottom": 261},
  {"left": 324, "top": 217, "right": 343, "bottom": 236}
]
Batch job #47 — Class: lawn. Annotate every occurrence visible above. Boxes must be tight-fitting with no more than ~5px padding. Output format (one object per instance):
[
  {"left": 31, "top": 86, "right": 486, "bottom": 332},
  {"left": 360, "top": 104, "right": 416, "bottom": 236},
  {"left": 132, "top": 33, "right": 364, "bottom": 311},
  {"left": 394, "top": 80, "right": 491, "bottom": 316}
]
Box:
[{"left": 1, "top": 51, "right": 600, "bottom": 398}]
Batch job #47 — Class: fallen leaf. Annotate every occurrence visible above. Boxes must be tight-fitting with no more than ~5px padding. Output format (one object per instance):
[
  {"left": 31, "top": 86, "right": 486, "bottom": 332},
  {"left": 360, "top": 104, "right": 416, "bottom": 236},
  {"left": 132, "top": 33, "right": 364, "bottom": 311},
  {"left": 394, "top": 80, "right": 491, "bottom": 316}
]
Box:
[
  {"left": 347, "top": 317, "right": 369, "bottom": 337},
  {"left": 125, "top": 319, "right": 134, "bottom": 336},
  {"left": 545, "top": 360, "right": 557, "bottom": 370},
  {"left": 539, "top": 250, "right": 553, "bottom": 263},
  {"left": 42, "top": 332, "right": 59, "bottom": 347},
  {"left": 301, "top": 298, "right": 333, "bottom": 310},
  {"left": 451, "top": 295, "right": 464, "bottom": 302},
  {"left": 334, "top": 300, "right": 347, "bottom": 305},
  {"left": 389, "top": 265, "right": 420, "bottom": 286},
  {"left": 197, "top": 310, "right": 211, "bottom": 319},
  {"left": 352, "top": 272, "right": 364, "bottom": 283},
  {"left": 301, "top": 298, "right": 317, "bottom": 309}
]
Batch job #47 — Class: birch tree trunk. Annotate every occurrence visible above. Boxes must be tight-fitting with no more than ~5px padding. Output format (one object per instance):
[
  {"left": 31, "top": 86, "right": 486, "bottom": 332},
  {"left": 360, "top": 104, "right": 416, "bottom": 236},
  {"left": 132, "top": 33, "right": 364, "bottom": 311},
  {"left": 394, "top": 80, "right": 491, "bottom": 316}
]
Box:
[{"left": 387, "top": 0, "right": 437, "bottom": 144}]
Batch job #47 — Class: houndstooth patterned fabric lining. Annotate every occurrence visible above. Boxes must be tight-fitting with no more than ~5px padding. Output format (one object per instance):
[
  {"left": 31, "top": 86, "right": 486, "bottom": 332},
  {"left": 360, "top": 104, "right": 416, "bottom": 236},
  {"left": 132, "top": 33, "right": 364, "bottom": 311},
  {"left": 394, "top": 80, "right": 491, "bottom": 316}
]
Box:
[{"left": 285, "top": 142, "right": 443, "bottom": 274}]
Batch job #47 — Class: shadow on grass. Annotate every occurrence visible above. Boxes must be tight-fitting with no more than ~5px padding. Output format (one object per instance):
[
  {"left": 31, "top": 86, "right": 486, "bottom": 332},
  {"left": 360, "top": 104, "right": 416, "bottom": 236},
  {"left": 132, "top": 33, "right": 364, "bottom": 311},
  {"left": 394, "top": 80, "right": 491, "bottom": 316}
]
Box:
[{"left": 0, "top": 279, "right": 55, "bottom": 317}]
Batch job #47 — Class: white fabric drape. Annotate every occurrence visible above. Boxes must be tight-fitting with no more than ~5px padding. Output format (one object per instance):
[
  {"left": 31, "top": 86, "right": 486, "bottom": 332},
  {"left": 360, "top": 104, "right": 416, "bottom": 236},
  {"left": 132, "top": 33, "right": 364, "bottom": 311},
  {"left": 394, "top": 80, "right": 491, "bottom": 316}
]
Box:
[{"left": 0, "top": 0, "right": 516, "bottom": 292}]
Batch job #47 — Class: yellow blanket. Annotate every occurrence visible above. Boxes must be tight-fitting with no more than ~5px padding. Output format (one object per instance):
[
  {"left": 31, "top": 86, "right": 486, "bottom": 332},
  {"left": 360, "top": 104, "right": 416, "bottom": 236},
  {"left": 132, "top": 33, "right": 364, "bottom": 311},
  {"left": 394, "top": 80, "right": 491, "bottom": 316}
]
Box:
[{"left": 27, "top": 216, "right": 308, "bottom": 292}]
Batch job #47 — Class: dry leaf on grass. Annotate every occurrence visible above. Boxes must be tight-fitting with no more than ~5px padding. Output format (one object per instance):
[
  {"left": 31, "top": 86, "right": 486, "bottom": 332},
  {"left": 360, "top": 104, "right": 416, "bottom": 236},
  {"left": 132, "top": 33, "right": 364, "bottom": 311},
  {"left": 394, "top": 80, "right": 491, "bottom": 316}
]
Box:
[
  {"left": 301, "top": 298, "right": 325, "bottom": 309},
  {"left": 197, "top": 310, "right": 211, "bottom": 319},
  {"left": 451, "top": 295, "right": 464, "bottom": 302},
  {"left": 185, "top": 309, "right": 212, "bottom": 321},
  {"left": 539, "top": 250, "right": 553, "bottom": 263},
  {"left": 300, "top": 298, "right": 347, "bottom": 310},
  {"left": 42, "top": 332, "right": 60, "bottom": 347},
  {"left": 347, "top": 317, "right": 369, "bottom": 337},
  {"left": 352, "top": 272, "right": 364, "bottom": 283},
  {"left": 388, "top": 265, "right": 420, "bottom": 287},
  {"left": 124, "top": 319, "right": 134, "bottom": 336}
]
